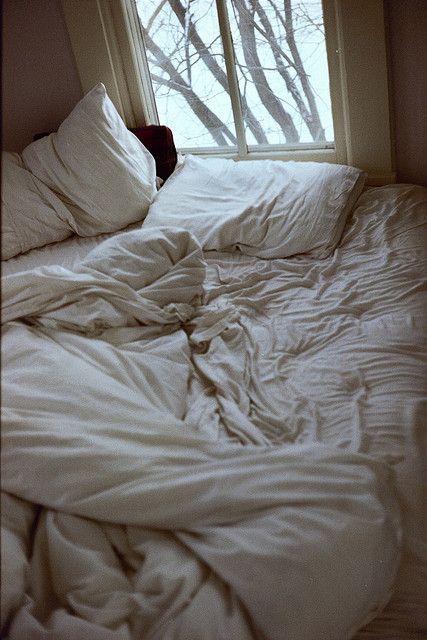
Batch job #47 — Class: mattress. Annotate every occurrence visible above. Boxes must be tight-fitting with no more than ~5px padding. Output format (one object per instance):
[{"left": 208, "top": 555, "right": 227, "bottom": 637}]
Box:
[{"left": 2, "top": 182, "right": 427, "bottom": 639}]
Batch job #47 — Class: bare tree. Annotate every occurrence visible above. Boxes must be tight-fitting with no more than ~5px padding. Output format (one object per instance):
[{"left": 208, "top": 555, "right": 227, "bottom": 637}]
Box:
[
  {"left": 137, "top": 0, "right": 328, "bottom": 147},
  {"left": 144, "top": 29, "right": 237, "bottom": 145},
  {"left": 249, "top": 0, "right": 325, "bottom": 140},
  {"left": 168, "top": 0, "right": 268, "bottom": 143}
]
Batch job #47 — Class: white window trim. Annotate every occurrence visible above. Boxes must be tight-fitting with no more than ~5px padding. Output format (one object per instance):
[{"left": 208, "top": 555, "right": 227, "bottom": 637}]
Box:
[{"left": 61, "top": 0, "right": 395, "bottom": 185}]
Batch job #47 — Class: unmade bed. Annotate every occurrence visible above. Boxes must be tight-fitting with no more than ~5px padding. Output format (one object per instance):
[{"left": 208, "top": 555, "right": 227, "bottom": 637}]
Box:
[{"left": 2, "top": 84, "right": 427, "bottom": 639}]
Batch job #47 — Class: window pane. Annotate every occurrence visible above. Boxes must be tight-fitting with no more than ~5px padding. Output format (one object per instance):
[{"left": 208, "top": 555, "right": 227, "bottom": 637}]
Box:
[
  {"left": 135, "top": 0, "right": 237, "bottom": 149},
  {"left": 227, "top": 0, "right": 333, "bottom": 146},
  {"left": 135, "top": 0, "right": 333, "bottom": 150}
]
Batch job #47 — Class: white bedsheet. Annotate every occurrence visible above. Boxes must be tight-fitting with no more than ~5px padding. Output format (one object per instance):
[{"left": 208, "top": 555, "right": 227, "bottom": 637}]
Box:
[
  {"left": 1, "top": 223, "right": 141, "bottom": 277},
  {"left": 2, "top": 184, "right": 427, "bottom": 639},
  {"left": 196, "top": 184, "right": 427, "bottom": 639}
]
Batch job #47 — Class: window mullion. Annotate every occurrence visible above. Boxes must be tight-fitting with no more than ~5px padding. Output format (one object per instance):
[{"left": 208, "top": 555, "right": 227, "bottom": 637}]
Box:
[
  {"left": 215, "top": 0, "right": 247, "bottom": 157},
  {"left": 118, "top": 0, "right": 160, "bottom": 125}
]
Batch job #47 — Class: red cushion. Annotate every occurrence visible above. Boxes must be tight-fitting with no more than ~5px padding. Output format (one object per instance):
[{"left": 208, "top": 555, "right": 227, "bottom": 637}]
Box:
[{"left": 130, "top": 125, "right": 177, "bottom": 182}]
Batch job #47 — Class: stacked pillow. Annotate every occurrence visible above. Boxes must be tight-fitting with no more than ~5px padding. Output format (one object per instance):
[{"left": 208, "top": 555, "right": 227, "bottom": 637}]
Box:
[{"left": 2, "top": 83, "right": 157, "bottom": 260}]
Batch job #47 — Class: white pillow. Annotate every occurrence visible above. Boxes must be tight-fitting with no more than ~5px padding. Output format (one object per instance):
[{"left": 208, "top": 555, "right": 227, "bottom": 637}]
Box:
[
  {"left": 1, "top": 152, "right": 75, "bottom": 260},
  {"left": 144, "top": 155, "right": 366, "bottom": 259},
  {"left": 22, "top": 83, "right": 157, "bottom": 236}
]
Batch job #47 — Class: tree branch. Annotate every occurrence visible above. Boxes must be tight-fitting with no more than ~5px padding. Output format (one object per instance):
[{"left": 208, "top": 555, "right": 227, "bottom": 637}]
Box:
[
  {"left": 232, "top": 0, "right": 299, "bottom": 143},
  {"left": 170, "top": 0, "right": 268, "bottom": 144},
  {"left": 143, "top": 28, "right": 237, "bottom": 146},
  {"left": 282, "top": 0, "right": 325, "bottom": 140},
  {"left": 251, "top": 0, "right": 325, "bottom": 141}
]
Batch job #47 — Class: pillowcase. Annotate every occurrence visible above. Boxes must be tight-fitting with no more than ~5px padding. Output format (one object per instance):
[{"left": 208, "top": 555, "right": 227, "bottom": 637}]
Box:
[
  {"left": 33, "top": 124, "right": 178, "bottom": 184},
  {"left": 22, "top": 83, "right": 157, "bottom": 236},
  {"left": 144, "top": 155, "right": 366, "bottom": 259},
  {"left": 1, "top": 152, "right": 75, "bottom": 260}
]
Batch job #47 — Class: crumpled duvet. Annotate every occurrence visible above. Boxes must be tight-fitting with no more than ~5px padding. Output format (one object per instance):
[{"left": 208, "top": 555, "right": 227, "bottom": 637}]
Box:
[{"left": 0, "top": 222, "right": 411, "bottom": 639}]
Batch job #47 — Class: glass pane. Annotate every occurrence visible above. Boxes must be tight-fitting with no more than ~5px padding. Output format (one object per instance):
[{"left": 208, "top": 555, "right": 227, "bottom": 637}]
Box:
[
  {"left": 227, "top": 0, "right": 333, "bottom": 146},
  {"left": 135, "top": 0, "right": 237, "bottom": 150}
]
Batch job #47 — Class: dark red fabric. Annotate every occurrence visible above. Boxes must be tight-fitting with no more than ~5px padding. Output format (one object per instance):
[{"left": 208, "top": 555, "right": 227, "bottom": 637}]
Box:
[
  {"left": 129, "top": 125, "right": 177, "bottom": 183},
  {"left": 33, "top": 124, "right": 178, "bottom": 183}
]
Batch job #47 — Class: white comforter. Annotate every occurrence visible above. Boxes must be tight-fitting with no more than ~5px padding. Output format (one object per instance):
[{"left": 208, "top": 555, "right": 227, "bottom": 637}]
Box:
[{"left": 2, "top": 186, "right": 427, "bottom": 639}]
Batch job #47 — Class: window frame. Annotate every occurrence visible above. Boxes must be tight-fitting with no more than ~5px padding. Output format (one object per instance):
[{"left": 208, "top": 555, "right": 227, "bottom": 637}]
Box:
[{"left": 61, "top": 0, "right": 395, "bottom": 184}]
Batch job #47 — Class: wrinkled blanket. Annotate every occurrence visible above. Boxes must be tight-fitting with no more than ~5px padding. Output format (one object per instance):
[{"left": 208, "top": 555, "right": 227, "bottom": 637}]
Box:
[{"left": 2, "top": 202, "right": 424, "bottom": 640}]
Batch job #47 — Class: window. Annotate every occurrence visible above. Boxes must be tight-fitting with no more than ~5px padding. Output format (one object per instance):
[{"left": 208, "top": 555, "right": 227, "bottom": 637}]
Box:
[
  {"left": 134, "top": 0, "right": 334, "bottom": 155},
  {"left": 61, "top": 0, "right": 395, "bottom": 183}
]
